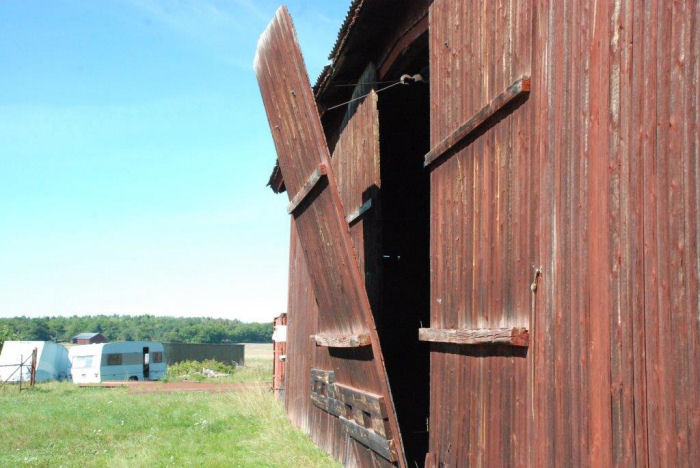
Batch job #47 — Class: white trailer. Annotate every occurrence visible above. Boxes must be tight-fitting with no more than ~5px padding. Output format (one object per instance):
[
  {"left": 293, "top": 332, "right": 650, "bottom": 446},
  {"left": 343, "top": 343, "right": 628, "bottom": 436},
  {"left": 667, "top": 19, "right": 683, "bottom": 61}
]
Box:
[
  {"left": 69, "top": 341, "right": 166, "bottom": 383},
  {"left": 0, "top": 341, "right": 70, "bottom": 383}
]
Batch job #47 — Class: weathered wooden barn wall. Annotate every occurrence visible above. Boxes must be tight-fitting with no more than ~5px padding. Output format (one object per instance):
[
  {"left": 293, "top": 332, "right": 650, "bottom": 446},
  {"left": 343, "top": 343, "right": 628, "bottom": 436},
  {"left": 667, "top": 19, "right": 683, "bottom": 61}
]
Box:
[
  {"left": 283, "top": 93, "right": 389, "bottom": 465},
  {"left": 330, "top": 91, "right": 382, "bottom": 318},
  {"left": 255, "top": 9, "right": 403, "bottom": 466},
  {"left": 260, "top": 0, "right": 699, "bottom": 466},
  {"left": 426, "top": 0, "right": 699, "bottom": 467},
  {"left": 284, "top": 221, "right": 345, "bottom": 456}
]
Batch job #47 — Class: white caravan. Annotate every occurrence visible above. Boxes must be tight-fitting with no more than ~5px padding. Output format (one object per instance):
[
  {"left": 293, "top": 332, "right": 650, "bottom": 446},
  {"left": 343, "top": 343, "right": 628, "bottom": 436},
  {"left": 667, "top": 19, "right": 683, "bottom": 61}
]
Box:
[
  {"left": 69, "top": 341, "right": 166, "bottom": 383},
  {"left": 0, "top": 341, "right": 70, "bottom": 383}
]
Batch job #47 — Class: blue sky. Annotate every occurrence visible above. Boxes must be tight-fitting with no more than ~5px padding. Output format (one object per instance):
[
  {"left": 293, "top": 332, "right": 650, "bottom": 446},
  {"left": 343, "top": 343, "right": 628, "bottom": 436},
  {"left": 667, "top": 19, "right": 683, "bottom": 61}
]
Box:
[{"left": 0, "top": 0, "right": 349, "bottom": 322}]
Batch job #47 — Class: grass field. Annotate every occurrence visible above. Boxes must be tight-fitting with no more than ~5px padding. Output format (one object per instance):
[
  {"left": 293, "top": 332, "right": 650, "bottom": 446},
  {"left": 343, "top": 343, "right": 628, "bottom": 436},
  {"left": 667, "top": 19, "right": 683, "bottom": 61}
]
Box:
[{"left": 0, "top": 343, "right": 340, "bottom": 467}]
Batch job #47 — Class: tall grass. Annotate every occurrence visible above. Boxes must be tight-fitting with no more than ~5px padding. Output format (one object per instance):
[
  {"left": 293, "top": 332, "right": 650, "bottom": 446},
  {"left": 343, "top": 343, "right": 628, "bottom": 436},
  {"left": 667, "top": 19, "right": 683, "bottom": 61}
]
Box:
[
  {"left": 0, "top": 344, "right": 339, "bottom": 467},
  {"left": 0, "top": 383, "right": 338, "bottom": 467}
]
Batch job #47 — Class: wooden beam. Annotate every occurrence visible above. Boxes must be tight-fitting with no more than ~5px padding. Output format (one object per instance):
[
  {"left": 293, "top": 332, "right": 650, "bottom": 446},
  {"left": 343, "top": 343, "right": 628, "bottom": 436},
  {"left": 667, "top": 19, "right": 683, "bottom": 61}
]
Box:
[
  {"left": 311, "top": 391, "right": 346, "bottom": 417},
  {"left": 333, "top": 383, "right": 387, "bottom": 418},
  {"left": 424, "top": 76, "right": 531, "bottom": 167},
  {"left": 370, "top": 414, "right": 390, "bottom": 438},
  {"left": 312, "top": 333, "right": 371, "bottom": 348},
  {"left": 345, "top": 198, "right": 373, "bottom": 225},
  {"left": 418, "top": 327, "right": 530, "bottom": 347},
  {"left": 340, "top": 416, "right": 397, "bottom": 462},
  {"left": 310, "top": 368, "right": 336, "bottom": 385},
  {"left": 377, "top": 14, "right": 429, "bottom": 79},
  {"left": 311, "top": 391, "right": 330, "bottom": 411},
  {"left": 327, "top": 396, "right": 346, "bottom": 417},
  {"left": 286, "top": 164, "right": 328, "bottom": 214}
]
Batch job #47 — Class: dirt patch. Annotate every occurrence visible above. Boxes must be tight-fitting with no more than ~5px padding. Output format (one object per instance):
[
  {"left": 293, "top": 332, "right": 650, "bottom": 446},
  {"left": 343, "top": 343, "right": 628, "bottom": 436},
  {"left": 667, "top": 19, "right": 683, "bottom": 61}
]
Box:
[{"left": 80, "top": 381, "right": 268, "bottom": 394}]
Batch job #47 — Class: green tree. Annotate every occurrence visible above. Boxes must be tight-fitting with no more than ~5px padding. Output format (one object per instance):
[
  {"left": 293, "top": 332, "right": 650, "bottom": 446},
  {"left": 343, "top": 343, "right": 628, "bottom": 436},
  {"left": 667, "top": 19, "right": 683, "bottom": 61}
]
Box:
[{"left": 0, "top": 324, "right": 17, "bottom": 349}]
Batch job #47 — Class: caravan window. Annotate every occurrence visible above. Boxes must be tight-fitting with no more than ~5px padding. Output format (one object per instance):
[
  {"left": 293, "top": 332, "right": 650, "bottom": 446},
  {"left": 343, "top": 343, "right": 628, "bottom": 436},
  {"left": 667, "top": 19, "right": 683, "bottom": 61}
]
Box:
[
  {"left": 73, "top": 356, "right": 93, "bottom": 368},
  {"left": 152, "top": 352, "right": 163, "bottom": 363},
  {"left": 106, "top": 353, "right": 122, "bottom": 366}
]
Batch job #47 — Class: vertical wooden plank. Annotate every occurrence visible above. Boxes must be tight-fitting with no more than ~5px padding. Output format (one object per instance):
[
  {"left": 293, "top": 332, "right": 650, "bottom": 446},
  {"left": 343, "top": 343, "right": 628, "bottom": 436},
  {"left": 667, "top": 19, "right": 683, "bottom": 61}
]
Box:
[
  {"left": 627, "top": 1, "right": 650, "bottom": 464},
  {"left": 587, "top": 0, "right": 614, "bottom": 465}
]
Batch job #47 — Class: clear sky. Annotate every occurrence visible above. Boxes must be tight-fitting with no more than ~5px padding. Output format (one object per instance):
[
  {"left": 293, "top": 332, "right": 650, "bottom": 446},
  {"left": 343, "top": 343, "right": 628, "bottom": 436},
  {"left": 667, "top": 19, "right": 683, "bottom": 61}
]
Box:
[{"left": 0, "top": 0, "right": 349, "bottom": 322}]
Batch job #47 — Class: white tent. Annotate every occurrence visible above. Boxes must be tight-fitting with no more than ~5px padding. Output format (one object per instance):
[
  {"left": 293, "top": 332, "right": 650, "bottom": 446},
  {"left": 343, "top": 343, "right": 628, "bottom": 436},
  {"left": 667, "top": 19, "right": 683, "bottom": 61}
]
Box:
[{"left": 0, "top": 341, "right": 70, "bottom": 383}]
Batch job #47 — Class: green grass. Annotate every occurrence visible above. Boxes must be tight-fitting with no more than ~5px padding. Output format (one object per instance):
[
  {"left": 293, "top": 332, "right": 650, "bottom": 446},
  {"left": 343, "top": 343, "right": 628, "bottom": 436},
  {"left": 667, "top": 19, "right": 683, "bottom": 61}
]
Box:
[{"left": 0, "top": 346, "right": 339, "bottom": 467}]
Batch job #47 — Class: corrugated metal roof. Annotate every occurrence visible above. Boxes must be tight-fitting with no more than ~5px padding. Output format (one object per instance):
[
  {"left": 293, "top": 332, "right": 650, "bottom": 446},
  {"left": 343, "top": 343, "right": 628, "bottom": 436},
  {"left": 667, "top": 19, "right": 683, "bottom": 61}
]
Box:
[{"left": 313, "top": 0, "right": 365, "bottom": 95}]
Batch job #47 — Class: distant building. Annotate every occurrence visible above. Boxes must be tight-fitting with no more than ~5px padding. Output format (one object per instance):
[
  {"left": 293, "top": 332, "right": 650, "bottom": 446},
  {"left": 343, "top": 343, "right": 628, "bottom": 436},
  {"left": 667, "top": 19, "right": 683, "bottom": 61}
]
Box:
[
  {"left": 272, "top": 313, "right": 287, "bottom": 402},
  {"left": 71, "top": 333, "right": 107, "bottom": 345},
  {"left": 162, "top": 342, "right": 244, "bottom": 367}
]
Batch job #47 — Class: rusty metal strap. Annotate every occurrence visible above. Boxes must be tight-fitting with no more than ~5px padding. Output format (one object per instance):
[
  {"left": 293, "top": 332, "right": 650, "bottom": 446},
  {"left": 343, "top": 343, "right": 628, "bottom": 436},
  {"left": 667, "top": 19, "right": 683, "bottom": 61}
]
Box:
[
  {"left": 418, "top": 327, "right": 530, "bottom": 347},
  {"left": 424, "top": 75, "right": 531, "bottom": 167},
  {"left": 286, "top": 164, "right": 328, "bottom": 214}
]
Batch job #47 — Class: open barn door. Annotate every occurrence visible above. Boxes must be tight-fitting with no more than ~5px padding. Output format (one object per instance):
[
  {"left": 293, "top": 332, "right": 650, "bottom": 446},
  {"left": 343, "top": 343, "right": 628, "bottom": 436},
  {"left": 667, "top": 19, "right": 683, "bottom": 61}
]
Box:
[
  {"left": 421, "top": 1, "right": 534, "bottom": 466},
  {"left": 255, "top": 8, "right": 405, "bottom": 467}
]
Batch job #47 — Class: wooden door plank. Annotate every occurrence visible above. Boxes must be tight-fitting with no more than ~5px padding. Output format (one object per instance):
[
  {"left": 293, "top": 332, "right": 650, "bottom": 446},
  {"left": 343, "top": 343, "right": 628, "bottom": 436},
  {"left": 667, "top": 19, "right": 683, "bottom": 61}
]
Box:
[{"left": 254, "top": 7, "right": 405, "bottom": 467}]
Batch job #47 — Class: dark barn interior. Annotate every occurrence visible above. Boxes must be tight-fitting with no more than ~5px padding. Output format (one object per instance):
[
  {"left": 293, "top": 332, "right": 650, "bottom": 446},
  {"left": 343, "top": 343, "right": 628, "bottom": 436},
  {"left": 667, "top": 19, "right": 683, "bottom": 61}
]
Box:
[{"left": 375, "top": 35, "right": 430, "bottom": 466}]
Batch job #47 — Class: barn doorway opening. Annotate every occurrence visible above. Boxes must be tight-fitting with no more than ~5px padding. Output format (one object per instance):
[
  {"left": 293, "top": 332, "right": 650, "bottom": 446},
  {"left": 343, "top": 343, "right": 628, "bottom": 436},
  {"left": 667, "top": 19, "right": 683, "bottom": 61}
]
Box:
[{"left": 377, "top": 32, "right": 430, "bottom": 467}]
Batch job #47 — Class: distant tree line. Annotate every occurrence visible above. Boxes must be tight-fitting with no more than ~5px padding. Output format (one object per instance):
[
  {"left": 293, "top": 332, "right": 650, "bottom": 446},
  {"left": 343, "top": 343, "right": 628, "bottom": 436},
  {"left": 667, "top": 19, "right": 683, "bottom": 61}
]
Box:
[{"left": 0, "top": 315, "right": 273, "bottom": 347}]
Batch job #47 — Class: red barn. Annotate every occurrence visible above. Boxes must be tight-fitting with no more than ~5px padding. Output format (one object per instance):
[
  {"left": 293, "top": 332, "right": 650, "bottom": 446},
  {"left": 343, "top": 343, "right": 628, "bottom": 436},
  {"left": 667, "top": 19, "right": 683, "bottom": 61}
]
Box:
[
  {"left": 256, "top": 1, "right": 699, "bottom": 466},
  {"left": 71, "top": 333, "right": 107, "bottom": 345}
]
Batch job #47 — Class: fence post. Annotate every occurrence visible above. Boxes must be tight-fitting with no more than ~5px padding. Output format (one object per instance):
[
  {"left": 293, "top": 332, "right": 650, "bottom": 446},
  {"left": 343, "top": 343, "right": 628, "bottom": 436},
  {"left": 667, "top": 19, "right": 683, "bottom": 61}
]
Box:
[
  {"left": 30, "top": 348, "right": 37, "bottom": 387},
  {"left": 19, "top": 353, "right": 22, "bottom": 392}
]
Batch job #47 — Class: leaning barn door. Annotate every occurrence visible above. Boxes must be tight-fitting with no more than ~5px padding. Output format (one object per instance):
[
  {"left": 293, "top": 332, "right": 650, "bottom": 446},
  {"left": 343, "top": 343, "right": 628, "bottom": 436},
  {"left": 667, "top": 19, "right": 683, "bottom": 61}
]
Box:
[
  {"left": 421, "top": 1, "right": 534, "bottom": 466},
  {"left": 255, "top": 8, "right": 404, "bottom": 467}
]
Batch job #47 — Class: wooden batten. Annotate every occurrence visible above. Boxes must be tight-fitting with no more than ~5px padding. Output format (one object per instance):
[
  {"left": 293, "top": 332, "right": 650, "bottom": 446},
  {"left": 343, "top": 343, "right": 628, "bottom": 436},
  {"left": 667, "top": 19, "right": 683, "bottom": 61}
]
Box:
[
  {"left": 340, "top": 416, "right": 398, "bottom": 462},
  {"left": 424, "top": 76, "right": 531, "bottom": 167},
  {"left": 309, "top": 370, "right": 394, "bottom": 460},
  {"left": 311, "top": 333, "right": 371, "bottom": 347},
  {"left": 286, "top": 164, "right": 328, "bottom": 214},
  {"left": 345, "top": 198, "right": 373, "bottom": 225},
  {"left": 333, "top": 383, "right": 387, "bottom": 417},
  {"left": 418, "top": 327, "right": 530, "bottom": 347},
  {"left": 310, "top": 368, "right": 336, "bottom": 385}
]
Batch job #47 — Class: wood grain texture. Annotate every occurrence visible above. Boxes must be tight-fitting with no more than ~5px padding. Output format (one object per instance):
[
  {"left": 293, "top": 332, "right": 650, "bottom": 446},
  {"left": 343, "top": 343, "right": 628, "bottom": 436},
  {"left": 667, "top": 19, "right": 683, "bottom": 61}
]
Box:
[
  {"left": 311, "top": 368, "right": 336, "bottom": 385},
  {"left": 428, "top": 0, "right": 699, "bottom": 466},
  {"left": 428, "top": 2, "right": 533, "bottom": 466},
  {"left": 340, "top": 416, "right": 397, "bottom": 462},
  {"left": 345, "top": 198, "right": 373, "bottom": 225},
  {"left": 255, "top": 9, "right": 400, "bottom": 467},
  {"left": 418, "top": 327, "right": 529, "bottom": 347},
  {"left": 286, "top": 165, "right": 327, "bottom": 214},
  {"left": 333, "top": 382, "right": 388, "bottom": 418},
  {"left": 424, "top": 76, "right": 531, "bottom": 167},
  {"left": 312, "top": 333, "right": 371, "bottom": 348},
  {"left": 278, "top": 1, "right": 699, "bottom": 466}
]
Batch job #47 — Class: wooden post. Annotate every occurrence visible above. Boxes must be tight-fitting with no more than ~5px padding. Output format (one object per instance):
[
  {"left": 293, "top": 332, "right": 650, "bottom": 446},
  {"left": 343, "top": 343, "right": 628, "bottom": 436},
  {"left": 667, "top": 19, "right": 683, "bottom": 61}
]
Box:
[
  {"left": 18, "top": 353, "right": 22, "bottom": 392},
  {"left": 30, "top": 348, "right": 37, "bottom": 387}
]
